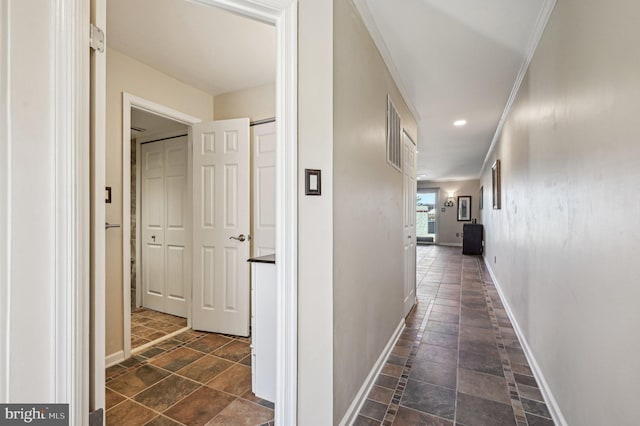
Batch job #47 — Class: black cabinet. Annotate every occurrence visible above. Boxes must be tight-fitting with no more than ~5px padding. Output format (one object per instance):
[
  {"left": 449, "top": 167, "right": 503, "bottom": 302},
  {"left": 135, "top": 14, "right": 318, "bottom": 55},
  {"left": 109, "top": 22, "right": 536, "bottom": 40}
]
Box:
[{"left": 462, "top": 224, "right": 483, "bottom": 255}]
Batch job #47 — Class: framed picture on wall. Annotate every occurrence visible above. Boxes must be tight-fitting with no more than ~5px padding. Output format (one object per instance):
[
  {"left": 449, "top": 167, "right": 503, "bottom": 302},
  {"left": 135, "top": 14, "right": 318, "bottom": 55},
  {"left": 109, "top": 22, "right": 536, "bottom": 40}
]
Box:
[
  {"left": 457, "top": 196, "right": 472, "bottom": 221},
  {"left": 479, "top": 186, "right": 483, "bottom": 210},
  {"left": 492, "top": 160, "right": 501, "bottom": 209}
]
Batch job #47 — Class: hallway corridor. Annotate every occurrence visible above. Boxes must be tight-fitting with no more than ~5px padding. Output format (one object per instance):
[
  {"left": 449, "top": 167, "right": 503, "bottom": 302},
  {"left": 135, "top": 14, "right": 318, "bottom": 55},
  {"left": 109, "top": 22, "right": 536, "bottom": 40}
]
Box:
[{"left": 355, "top": 246, "right": 554, "bottom": 426}]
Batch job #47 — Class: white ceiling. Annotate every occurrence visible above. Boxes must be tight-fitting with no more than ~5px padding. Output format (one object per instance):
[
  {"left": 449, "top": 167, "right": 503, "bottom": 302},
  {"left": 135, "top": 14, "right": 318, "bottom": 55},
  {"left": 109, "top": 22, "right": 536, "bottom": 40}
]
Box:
[
  {"left": 356, "top": 0, "right": 553, "bottom": 181},
  {"left": 110, "top": 0, "right": 552, "bottom": 181},
  {"left": 131, "top": 108, "right": 188, "bottom": 137},
  {"left": 107, "top": 0, "right": 276, "bottom": 96}
]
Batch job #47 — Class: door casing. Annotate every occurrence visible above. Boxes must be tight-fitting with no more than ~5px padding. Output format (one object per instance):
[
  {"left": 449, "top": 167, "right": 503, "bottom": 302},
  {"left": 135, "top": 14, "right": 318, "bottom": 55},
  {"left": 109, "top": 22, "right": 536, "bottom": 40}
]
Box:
[{"left": 122, "top": 94, "right": 200, "bottom": 359}]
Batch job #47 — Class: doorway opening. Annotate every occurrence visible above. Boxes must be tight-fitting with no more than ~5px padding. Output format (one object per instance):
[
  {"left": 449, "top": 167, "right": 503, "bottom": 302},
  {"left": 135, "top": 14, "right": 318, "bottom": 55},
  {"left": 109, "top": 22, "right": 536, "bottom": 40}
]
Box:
[
  {"left": 102, "top": 0, "right": 285, "bottom": 423},
  {"left": 417, "top": 190, "right": 437, "bottom": 244},
  {"left": 88, "top": 0, "right": 298, "bottom": 422},
  {"left": 130, "top": 107, "right": 191, "bottom": 352}
]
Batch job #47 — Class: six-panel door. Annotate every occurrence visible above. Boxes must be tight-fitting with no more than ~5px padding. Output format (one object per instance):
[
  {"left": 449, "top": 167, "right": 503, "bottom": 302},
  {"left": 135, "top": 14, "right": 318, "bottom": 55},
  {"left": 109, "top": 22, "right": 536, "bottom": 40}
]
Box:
[
  {"left": 191, "top": 119, "right": 250, "bottom": 336},
  {"left": 141, "top": 136, "right": 189, "bottom": 318}
]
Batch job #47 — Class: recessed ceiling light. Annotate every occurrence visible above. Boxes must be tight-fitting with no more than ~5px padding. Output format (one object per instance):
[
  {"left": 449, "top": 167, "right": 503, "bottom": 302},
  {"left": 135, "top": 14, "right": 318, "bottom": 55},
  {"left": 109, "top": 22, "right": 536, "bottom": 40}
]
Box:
[{"left": 453, "top": 119, "right": 467, "bottom": 127}]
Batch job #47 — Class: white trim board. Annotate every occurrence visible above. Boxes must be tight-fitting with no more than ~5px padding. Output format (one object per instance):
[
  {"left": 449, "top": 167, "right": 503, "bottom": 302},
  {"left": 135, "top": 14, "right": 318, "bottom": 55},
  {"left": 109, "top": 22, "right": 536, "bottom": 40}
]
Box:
[
  {"left": 483, "top": 258, "right": 568, "bottom": 426},
  {"left": 438, "top": 243, "right": 462, "bottom": 248},
  {"left": 338, "top": 319, "right": 405, "bottom": 426},
  {"left": 91, "top": 0, "right": 107, "bottom": 419},
  {"left": 272, "top": 3, "right": 299, "bottom": 425},
  {"left": 54, "top": 0, "right": 90, "bottom": 423}
]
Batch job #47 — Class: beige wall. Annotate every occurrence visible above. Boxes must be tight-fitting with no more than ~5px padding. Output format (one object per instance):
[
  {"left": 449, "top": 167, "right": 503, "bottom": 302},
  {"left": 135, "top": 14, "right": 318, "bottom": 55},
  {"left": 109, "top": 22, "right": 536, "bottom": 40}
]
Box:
[
  {"left": 297, "top": 0, "right": 335, "bottom": 423},
  {"left": 213, "top": 83, "right": 275, "bottom": 122},
  {"left": 105, "top": 48, "right": 214, "bottom": 357},
  {"left": 332, "top": 0, "right": 418, "bottom": 422},
  {"left": 418, "top": 179, "right": 481, "bottom": 246},
  {"left": 480, "top": 1, "right": 640, "bottom": 424}
]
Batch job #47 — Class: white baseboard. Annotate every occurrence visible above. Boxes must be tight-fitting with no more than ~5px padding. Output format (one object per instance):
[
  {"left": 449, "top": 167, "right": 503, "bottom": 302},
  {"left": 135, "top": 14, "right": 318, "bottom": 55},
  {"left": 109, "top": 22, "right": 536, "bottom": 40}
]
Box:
[
  {"left": 105, "top": 350, "right": 125, "bottom": 368},
  {"left": 483, "top": 259, "right": 568, "bottom": 426},
  {"left": 338, "top": 319, "right": 405, "bottom": 426},
  {"left": 438, "top": 243, "right": 462, "bottom": 247}
]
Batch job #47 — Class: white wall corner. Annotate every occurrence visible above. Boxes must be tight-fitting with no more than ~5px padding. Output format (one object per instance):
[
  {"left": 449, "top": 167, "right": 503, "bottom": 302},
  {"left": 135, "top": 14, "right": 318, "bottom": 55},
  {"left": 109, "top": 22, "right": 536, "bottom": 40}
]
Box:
[
  {"left": 483, "top": 258, "right": 568, "bottom": 426},
  {"left": 338, "top": 319, "right": 405, "bottom": 426}
]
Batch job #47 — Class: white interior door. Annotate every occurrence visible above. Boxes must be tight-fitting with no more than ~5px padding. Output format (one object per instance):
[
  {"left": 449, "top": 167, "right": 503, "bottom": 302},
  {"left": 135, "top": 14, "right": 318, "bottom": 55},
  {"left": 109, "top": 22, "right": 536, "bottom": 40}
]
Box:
[
  {"left": 403, "top": 132, "right": 417, "bottom": 316},
  {"left": 141, "top": 137, "right": 189, "bottom": 317},
  {"left": 192, "top": 118, "right": 250, "bottom": 336},
  {"left": 252, "top": 121, "right": 276, "bottom": 257}
]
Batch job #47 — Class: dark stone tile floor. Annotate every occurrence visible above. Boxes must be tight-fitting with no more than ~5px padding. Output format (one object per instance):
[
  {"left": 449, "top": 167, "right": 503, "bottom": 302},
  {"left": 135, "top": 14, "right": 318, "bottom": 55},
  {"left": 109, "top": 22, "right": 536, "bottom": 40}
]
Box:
[
  {"left": 106, "top": 330, "right": 273, "bottom": 425},
  {"left": 355, "top": 245, "right": 555, "bottom": 426}
]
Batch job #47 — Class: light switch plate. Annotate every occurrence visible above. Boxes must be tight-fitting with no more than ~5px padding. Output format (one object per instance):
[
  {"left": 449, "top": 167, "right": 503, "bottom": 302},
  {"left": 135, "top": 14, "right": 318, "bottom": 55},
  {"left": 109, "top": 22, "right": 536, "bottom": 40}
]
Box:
[{"left": 305, "top": 169, "right": 321, "bottom": 196}]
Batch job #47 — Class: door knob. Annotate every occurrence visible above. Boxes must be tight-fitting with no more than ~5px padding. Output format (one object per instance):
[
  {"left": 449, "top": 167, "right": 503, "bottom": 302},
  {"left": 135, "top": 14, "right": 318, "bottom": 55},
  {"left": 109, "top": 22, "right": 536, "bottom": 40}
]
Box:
[
  {"left": 229, "top": 234, "right": 247, "bottom": 242},
  {"left": 152, "top": 235, "right": 156, "bottom": 242}
]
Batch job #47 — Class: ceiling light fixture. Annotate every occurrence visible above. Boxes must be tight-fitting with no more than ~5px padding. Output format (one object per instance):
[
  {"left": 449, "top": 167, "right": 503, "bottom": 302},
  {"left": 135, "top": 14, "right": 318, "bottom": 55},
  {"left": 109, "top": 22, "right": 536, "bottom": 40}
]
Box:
[{"left": 453, "top": 119, "right": 467, "bottom": 127}]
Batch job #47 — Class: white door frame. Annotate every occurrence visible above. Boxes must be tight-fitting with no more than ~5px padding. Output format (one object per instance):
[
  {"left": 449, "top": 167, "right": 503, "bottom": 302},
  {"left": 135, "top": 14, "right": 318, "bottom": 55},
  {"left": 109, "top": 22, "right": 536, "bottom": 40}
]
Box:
[
  {"left": 122, "top": 93, "right": 200, "bottom": 358},
  {"left": 82, "top": 0, "right": 298, "bottom": 424},
  {"left": 49, "top": 0, "right": 91, "bottom": 423}
]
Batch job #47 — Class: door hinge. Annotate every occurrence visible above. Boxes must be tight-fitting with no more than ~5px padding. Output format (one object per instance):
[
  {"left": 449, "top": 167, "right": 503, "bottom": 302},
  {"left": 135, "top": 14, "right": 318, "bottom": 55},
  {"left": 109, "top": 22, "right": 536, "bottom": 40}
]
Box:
[{"left": 90, "top": 24, "right": 105, "bottom": 53}]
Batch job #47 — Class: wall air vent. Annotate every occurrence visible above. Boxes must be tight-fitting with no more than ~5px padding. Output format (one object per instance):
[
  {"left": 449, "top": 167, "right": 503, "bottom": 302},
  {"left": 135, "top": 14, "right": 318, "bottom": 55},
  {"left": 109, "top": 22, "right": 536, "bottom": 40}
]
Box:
[{"left": 386, "top": 95, "right": 401, "bottom": 171}]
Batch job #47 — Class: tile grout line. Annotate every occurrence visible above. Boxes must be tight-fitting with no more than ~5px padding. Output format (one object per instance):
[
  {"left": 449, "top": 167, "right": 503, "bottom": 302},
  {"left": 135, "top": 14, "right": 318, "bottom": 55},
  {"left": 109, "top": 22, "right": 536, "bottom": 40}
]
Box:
[
  {"left": 475, "top": 257, "right": 528, "bottom": 426},
  {"left": 380, "top": 280, "right": 438, "bottom": 424},
  {"left": 106, "top": 331, "right": 266, "bottom": 423},
  {"left": 381, "top": 252, "right": 454, "bottom": 425},
  {"left": 454, "top": 264, "right": 466, "bottom": 426}
]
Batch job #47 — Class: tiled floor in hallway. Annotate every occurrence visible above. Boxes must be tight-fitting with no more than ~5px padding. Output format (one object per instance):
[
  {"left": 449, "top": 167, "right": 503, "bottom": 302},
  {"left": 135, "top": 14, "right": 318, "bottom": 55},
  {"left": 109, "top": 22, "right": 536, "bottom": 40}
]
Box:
[
  {"left": 130, "top": 308, "right": 188, "bottom": 350},
  {"left": 355, "top": 245, "right": 554, "bottom": 426},
  {"left": 106, "top": 330, "right": 274, "bottom": 425}
]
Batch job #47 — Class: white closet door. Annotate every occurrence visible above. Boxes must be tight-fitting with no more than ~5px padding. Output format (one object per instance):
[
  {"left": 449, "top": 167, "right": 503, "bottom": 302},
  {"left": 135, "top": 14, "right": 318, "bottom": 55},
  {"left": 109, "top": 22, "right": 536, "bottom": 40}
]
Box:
[
  {"left": 141, "top": 141, "right": 166, "bottom": 313},
  {"left": 403, "top": 132, "right": 417, "bottom": 317},
  {"left": 191, "top": 119, "right": 250, "bottom": 336},
  {"left": 252, "top": 121, "right": 276, "bottom": 257},
  {"left": 141, "top": 137, "right": 189, "bottom": 317},
  {"left": 163, "top": 137, "right": 189, "bottom": 317}
]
